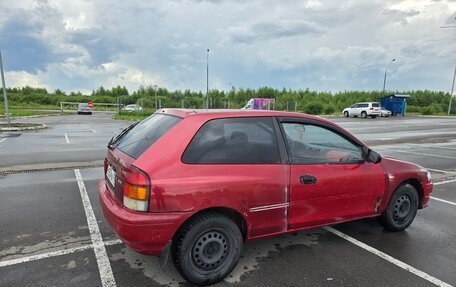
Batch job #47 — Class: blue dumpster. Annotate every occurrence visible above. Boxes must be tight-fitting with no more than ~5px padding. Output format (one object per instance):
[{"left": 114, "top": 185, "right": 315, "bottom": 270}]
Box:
[{"left": 380, "top": 94, "right": 410, "bottom": 116}]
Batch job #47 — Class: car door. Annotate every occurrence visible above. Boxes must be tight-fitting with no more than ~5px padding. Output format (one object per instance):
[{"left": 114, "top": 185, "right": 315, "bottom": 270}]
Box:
[
  {"left": 279, "top": 118, "right": 385, "bottom": 229},
  {"left": 358, "top": 103, "right": 369, "bottom": 115},
  {"left": 350, "top": 104, "right": 359, "bottom": 115},
  {"left": 181, "top": 117, "right": 290, "bottom": 238}
]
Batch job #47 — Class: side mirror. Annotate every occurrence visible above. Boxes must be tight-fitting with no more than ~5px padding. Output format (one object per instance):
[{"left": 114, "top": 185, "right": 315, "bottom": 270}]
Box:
[{"left": 367, "top": 149, "right": 382, "bottom": 164}]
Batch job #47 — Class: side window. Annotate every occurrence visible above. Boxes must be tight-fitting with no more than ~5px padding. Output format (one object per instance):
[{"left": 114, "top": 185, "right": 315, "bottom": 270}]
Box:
[
  {"left": 281, "top": 123, "right": 364, "bottom": 164},
  {"left": 182, "top": 117, "right": 281, "bottom": 164},
  {"left": 350, "top": 104, "right": 358, "bottom": 108},
  {"left": 359, "top": 104, "right": 369, "bottom": 108}
]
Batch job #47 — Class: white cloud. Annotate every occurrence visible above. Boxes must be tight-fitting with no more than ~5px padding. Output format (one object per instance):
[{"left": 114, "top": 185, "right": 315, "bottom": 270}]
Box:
[
  {"left": 5, "top": 71, "right": 47, "bottom": 89},
  {"left": 0, "top": 0, "right": 455, "bottom": 93}
]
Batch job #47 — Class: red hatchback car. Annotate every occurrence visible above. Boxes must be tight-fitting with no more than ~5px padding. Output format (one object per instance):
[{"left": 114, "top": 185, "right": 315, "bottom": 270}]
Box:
[{"left": 99, "top": 109, "right": 432, "bottom": 285}]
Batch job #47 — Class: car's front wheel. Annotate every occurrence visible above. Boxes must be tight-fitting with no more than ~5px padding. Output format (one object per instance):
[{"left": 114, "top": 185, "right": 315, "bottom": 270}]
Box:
[
  {"left": 377, "top": 184, "right": 419, "bottom": 231},
  {"left": 172, "top": 212, "right": 242, "bottom": 285},
  {"left": 344, "top": 111, "right": 349, "bottom": 117}
]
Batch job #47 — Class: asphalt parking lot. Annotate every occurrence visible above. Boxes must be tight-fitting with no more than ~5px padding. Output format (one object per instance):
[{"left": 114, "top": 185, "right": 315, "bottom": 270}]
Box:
[{"left": 1, "top": 112, "right": 455, "bottom": 287}]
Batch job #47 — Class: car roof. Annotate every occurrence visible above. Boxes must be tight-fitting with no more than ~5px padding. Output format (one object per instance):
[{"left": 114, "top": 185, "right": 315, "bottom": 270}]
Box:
[
  {"left": 154, "top": 108, "right": 364, "bottom": 146},
  {"left": 157, "top": 108, "right": 334, "bottom": 123}
]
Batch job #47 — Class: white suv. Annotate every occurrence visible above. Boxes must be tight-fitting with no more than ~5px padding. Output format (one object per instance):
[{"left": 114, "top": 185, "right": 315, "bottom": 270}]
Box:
[{"left": 342, "top": 102, "right": 381, "bottom": 119}]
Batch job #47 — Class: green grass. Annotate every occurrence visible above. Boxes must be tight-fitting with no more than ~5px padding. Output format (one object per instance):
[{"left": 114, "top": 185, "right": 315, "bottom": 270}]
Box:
[
  {"left": 9, "top": 104, "right": 60, "bottom": 110},
  {"left": 113, "top": 111, "right": 152, "bottom": 121}
]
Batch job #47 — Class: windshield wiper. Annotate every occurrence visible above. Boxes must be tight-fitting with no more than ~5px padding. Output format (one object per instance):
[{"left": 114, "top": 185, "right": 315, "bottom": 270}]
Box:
[{"left": 108, "top": 122, "right": 140, "bottom": 149}]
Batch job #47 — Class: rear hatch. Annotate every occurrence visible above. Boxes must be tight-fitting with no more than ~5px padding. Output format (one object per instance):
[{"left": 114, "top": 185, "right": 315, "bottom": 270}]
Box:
[
  {"left": 371, "top": 103, "right": 380, "bottom": 112},
  {"left": 104, "top": 114, "right": 182, "bottom": 207}
]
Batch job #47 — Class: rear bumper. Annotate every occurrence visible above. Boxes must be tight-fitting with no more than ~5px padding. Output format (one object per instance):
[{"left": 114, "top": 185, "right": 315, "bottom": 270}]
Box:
[
  {"left": 98, "top": 179, "right": 194, "bottom": 256},
  {"left": 421, "top": 181, "right": 433, "bottom": 208}
]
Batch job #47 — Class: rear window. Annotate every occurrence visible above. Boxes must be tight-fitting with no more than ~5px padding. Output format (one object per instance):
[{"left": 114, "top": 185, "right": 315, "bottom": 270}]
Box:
[
  {"left": 115, "top": 114, "right": 181, "bottom": 158},
  {"left": 371, "top": 103, "right": 380, "bottom": 107},
  {"left": 182, "top": 117, "right": 281, "bottom": 164}
]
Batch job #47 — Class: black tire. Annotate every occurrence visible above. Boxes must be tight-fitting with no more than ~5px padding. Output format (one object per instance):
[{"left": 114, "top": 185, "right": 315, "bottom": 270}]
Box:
[
  {"left": 172, "top": 213, "right": 242, "bottom": 285},
  {"left": 377, "top": 184, "right": 419, "bottom": 232},
  {"left": 361, "top": 111, "right": 368, "bottom": 118},
  {"left": 344, "top": 111, "right": 349, "bottom": 117},
  {"left": 371, "top": 115, "right": 377, "bottom": 119}
]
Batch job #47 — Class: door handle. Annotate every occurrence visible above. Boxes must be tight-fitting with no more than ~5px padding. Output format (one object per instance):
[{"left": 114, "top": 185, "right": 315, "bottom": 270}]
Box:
[{"left": 300, "top": 175, "right": 317, "bottom": 185}]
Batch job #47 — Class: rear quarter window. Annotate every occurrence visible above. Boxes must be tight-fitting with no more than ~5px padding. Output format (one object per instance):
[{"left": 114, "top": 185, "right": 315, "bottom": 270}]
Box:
[
  {"left": 182, "top": 117, "right": 281, "bottom": 164},
  {"left": 115, "top": 114, "right": 181, "bottom": 158}
]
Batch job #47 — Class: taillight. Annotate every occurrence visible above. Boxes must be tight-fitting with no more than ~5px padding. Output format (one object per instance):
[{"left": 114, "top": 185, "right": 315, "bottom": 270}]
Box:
[
  {"left": 370, "top": 107, "right": 374, "bottom": 110},
  {"left": 123, "top": 166, "right": 150, "bottom": 212}
]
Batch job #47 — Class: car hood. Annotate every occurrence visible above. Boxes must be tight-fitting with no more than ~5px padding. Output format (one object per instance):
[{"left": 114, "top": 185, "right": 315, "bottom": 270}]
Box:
[{"left": 381, "top": 156, "right": 428, "bottom": 182}]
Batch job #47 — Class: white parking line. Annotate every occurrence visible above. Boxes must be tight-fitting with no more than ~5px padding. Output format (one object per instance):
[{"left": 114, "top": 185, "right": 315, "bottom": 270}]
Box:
[
  {"left": 74, "top": 169, "right": 116, "bottom": 287},
  {"left": 0, "top": 239, "right": 122, "bottom": 268},
  {"left": 64, "top": 133, "right": 70, "bottom": 144},
  {"left": 427, "top": 168, "right": 456, "bottom": 174},
  {"left": 0, "top": 245, "right": 92, "bottom": 268},
  {"left": 324, "top": 226, "right": 453, "bottom": 287},
  {"left": 431, "top": 197, "right": 456, "bottom": 206},
  {"left": 90, "top": 129, "right": 97, "bottom": 133},
  {"left": 378, "top": 149, "right": 456, "bottom": 160},
  {"left": 434, "top": 178, "right": 456, "bottom": 186},
  {"left": 0, "top": 138, "right": 6, "bottom": 144}
]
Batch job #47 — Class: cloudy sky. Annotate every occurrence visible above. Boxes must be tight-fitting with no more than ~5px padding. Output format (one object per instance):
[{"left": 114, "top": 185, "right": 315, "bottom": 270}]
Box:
[{"left": 0, "top": 0, "right": 455, "bottom": 93}]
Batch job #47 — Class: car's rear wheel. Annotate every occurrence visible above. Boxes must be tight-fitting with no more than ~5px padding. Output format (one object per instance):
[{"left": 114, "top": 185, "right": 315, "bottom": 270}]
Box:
[
  {"left": 344, "top": 111, "right": 349, "bottom": 117},
  {"left": 172, "top": 212, "right": 242, "bottom": 285},
  {"left": 377, "top": 184, "right": 419, "bottom": 231},
  {"left": 361, "top": 111, "right": 368, "bottom": 118},
  {"left": 371, "top": 115, "right": 377, "bottom": 119}
]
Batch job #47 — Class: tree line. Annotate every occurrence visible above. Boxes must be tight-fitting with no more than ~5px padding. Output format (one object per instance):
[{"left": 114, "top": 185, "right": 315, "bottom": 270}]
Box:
[{"left": 1, "top": 85, "right": 453, "bottom": 115}]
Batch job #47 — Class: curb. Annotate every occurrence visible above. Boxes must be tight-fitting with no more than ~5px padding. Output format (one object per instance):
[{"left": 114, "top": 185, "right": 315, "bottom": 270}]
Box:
[
  {"left": 408, "top": 115, "right": 456, "bottom": 119},
  {"left": 0, "top": 124, "right": 47, "bottom": 132},
  {"left": 0, "top": 160, "right": 104, "bottom": 175}
]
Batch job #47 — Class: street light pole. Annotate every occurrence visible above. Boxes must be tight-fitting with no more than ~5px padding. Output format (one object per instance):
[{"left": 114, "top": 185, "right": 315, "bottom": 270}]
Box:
[
  {"left": 382, "top": 59, "right": 396, "bottom": 95},
  {"left": 0, "top": 50, "right": 10, "bottom": 125},
  {"left": 440, "top": 25, "right": 456, "bottom": 115},
  {"left": 206, "top": 49, "right": 209, "bottom": 109},
  {"left": 448, "top": 66, "right": 456, "bottom": 116},
  {"left": 153, "top": 84, "right": 158, "bottom": 110}
]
